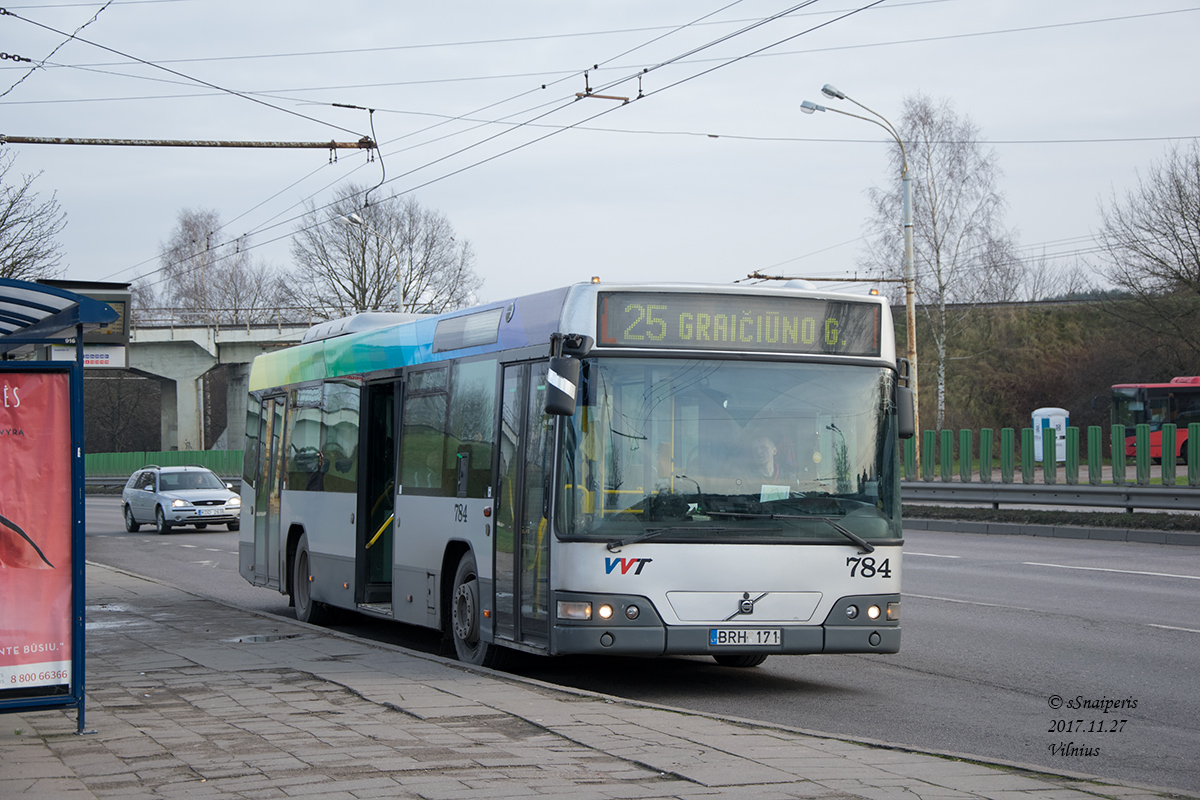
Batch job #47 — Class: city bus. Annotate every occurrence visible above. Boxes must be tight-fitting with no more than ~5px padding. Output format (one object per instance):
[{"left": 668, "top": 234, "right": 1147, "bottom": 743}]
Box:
[
  {"left": 238, "top": 282, "right": 913, "bottom": 668},
  {"left": 1112, "top": 376, "right": 1200, "bottom": 462}
]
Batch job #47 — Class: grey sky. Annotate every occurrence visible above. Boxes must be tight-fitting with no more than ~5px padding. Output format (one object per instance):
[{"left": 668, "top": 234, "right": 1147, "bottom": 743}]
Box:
[{"left": 3, "top": 0, "right": 1197, "bottom": 303}]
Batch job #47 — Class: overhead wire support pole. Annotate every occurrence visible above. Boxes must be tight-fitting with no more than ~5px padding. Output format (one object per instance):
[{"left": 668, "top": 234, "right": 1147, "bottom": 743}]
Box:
[{"left": 1, "top": 135, "right": 376, "bottom": 151}]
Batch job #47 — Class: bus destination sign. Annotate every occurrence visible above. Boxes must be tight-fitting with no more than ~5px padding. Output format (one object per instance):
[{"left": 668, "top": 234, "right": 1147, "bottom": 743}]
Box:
[{"left": 597, "top": 292, "right": 881, "bottom": 357}]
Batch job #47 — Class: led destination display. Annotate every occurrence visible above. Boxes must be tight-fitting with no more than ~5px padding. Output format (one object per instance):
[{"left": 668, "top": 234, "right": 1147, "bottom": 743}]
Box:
[{"left": 597, "top": 292, "right": 881, "bottom": 357}]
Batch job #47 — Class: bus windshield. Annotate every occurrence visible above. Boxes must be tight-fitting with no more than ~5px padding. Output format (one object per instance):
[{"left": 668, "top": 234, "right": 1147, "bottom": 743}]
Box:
[
  {"left": 1111, "top": 388, "right": 1154, "bottom": 430},
  {"left": 558, "top": 358, "right": 901, "bottom": 545}
]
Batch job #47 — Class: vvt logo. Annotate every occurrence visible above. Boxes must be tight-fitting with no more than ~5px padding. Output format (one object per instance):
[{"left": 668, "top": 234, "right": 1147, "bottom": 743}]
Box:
[{"left": 605, "top": 557, "right": 653, "bottom": 575}]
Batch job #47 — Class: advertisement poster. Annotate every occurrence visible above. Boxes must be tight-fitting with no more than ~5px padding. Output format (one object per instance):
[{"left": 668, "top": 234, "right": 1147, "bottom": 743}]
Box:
[{"left": 0, "top": 372, "right": 73, "bottom": 694}]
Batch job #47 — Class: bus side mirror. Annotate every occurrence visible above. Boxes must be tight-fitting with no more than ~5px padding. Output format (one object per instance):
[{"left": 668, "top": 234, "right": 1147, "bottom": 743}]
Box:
[
  {"left": 897, "top": 385, "right": 915, "bottom": 439},
  {"left": 545, "top": 356, "right": 580, "bottom": 416}
]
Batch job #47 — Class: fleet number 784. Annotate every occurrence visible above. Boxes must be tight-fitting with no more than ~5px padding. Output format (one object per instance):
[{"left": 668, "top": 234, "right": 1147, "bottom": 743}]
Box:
[{"left": 846, "top": 556, "right": 891, "bottom": 578}]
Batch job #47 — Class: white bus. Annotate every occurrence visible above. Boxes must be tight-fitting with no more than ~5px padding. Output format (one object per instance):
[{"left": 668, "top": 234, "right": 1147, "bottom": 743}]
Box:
[{"left": 239, "top": 282, "right": 913, "bottom": 668}]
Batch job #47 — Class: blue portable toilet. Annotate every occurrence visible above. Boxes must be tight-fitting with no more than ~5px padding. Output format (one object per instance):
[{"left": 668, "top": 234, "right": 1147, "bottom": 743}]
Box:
[{"left": 1032, "top": 407, "right": 1069, "bottom": 462}]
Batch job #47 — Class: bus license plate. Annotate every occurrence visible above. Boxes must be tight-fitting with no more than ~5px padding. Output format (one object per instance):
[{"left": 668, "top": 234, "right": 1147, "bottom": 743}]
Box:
[{"left": 709, "top": 628, "right": 780, "bottom": 646}]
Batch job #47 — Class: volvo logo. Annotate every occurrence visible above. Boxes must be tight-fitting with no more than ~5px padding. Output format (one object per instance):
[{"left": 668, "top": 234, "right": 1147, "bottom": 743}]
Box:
[
  {"left": 726, "top": 591, "right": 768, "bottom": 621},
  {"left": 739, "top": 593, "right": 756, "bottom": 615}
]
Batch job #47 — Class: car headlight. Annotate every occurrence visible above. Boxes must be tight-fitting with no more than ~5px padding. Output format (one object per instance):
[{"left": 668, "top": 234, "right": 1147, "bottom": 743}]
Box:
[
  {"left": 171, "top": 499, "right": 189, "bottom": 508},
  {"left": 227, "top": 497, "right": 241, "bottom": 508}
]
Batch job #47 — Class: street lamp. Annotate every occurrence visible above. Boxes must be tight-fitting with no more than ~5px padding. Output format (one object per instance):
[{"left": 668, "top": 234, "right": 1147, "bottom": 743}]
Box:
[
  {"left": 802, "top": 84, "right": 920, "bottom": 460},
  {"left": 340, "top": 212, "right": 406, "bottom": 311}
]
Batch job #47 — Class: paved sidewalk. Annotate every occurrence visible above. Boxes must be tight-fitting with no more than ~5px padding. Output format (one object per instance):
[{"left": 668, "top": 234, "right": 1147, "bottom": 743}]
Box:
[{"left": 1, "top": 565, "right": 1191, "bottom": 800}]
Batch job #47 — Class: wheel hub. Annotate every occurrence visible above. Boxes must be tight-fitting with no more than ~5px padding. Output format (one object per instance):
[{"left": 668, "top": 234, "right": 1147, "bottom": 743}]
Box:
[{"left": 453, "top": 580, "right": 477, "bottom": 641}]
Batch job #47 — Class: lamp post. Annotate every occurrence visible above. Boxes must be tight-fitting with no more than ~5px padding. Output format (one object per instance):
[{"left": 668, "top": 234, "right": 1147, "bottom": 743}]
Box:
[
  {"left": 802, "top": 85, "right": 919, "bottom": 461},
  {"left": 341, "top": 212, "right": 405, "bottom": 311}
]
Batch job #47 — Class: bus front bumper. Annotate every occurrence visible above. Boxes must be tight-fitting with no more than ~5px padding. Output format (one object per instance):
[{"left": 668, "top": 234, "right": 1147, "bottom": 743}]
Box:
[{"left": 550, "top": 593, "right": 900, "bottom": 656}]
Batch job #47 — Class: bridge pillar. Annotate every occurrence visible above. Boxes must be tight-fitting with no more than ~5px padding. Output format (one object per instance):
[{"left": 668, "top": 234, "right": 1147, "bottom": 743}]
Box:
[
  {"left": 130, "top": 340, "right": 216, "bottom": 452},
  {"left": 223, "top": 363, "right": 251, "bottom": 452}
]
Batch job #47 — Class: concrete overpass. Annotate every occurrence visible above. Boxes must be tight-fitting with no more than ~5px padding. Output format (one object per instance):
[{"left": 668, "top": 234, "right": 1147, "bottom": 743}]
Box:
[{"left": 128, "top": 323, "right": 309, "bottom": 451}]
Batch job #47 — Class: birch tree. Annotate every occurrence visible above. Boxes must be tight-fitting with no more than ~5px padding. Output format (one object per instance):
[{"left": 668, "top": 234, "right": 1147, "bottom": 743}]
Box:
[
  {"left": 143, "top": 208, "right": 284, "bottom": 326},
  {"left": 859, "top": 94, "right": 1024, "bottom": 430}
]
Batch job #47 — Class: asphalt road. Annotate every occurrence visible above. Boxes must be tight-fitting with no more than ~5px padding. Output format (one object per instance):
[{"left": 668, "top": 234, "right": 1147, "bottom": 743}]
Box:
[{"left": 84, "top": 496, "right": 1200, "bottom": 794}]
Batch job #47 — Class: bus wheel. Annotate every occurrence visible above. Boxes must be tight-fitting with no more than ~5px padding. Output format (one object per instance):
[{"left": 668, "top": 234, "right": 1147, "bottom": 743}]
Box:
[
  {"left": 713, "top": 653, "right": 768, "bottom": 668},
  {"left": 450, "top": 551, "right": 508, "bottom": 668},
  {"left": 292, "top": 534, "right": 330, "bottom": 625}
]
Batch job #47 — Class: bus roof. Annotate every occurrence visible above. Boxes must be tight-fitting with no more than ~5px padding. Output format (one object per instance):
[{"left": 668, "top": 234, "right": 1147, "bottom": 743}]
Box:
[
  {"left": 248, "top": 282, "right": 895, "bottom": 393},
  {"left": 1112, "top": 376, "right": 1200, "bottom": 390}
]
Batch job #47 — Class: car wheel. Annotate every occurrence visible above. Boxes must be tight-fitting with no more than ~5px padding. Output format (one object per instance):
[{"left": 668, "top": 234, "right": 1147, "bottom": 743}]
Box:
[
  {"left": 292, "top": 533, "right": 329, "bottom": 625},
  {"left": 712, "top": 653, "right": 769, "bottom": 668},
  {"left": 123, "top": 505, "right": 140, "bottom": 532},
  {"left": 155, "top": 506, "right": 172, "bottom": 535},
  {"left": 450, "top": 551, "right": 509, "bottom": 669},
  {"left": 227, "top": 521, "right": 240, "bottom": 532}
]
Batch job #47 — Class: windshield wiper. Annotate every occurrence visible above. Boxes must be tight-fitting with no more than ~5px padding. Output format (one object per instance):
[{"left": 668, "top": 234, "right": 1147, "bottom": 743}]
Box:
[
  {"left": 606, "top": 526, "right": 728, "bottom": 552},
  {"left": 705, "top": 511, "right": 875, "bottom": 554}
]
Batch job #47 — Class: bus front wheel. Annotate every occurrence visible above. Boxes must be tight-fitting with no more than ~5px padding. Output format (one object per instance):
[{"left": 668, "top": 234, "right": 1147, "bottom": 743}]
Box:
[
  {"left": 450, "top": 551, "right": 508, "bottom": 669},
  {"left": 292, "top": 533, "right": 330, "bottom": 625}
]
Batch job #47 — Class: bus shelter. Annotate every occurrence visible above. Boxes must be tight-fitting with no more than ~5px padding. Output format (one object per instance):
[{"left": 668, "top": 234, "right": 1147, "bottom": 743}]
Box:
[{"left": 0, "top": 278, "right": 118, "bottom": 732}]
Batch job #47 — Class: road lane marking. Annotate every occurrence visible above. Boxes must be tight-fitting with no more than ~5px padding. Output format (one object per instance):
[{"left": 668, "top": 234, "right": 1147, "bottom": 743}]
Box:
[
  {"left": 905, "top": 593, "right": 1034, "bottom": 612},
  {"left": 907, "top": 552, "right": 961, "bottom": 558},
  {"left": 1147, "top": 624, "right": 1200, "bottom": 634},
  {"left": 1023, "top": 562, "right": 1200, "bottom": 580}
]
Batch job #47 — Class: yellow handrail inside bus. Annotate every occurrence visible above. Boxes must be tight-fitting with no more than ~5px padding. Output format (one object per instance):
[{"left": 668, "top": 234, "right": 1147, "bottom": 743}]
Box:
[{"left": 367, "top": 514, "right": 392, "bottom": 548}]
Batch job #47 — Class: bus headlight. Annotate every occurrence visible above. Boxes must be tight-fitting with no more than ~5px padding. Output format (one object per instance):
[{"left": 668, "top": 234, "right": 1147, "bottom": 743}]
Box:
[
  {"left": 598, "top": 604, "right": 614, "bottom": 620},
  {"left": 867, "top": 605, "right": 881, "bottom": 620},
  {"left": 557, "top": 601, "right": 592, "bottom": 621}
]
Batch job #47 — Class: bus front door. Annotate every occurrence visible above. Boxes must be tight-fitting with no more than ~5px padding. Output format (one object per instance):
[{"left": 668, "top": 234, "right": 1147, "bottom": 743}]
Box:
[
  {"left": 494, "top": 363, "right": 553, "bottom": 649},
  {"left": 253, "top": 396, "right": 286, "bottom": 590}
]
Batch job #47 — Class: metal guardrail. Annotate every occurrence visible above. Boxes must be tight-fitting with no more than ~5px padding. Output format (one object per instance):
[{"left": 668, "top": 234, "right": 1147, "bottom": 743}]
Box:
[{"left": 901, "top": 481, "right": 1200, "bottom": 512}]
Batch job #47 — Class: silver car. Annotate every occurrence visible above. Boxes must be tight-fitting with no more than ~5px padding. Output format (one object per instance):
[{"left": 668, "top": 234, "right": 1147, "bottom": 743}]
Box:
[{"left": 121, "top": 465, "right": 241, "bottom": 534}]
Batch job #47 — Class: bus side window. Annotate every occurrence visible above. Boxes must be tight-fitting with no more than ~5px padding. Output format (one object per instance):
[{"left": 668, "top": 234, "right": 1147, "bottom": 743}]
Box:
[{"left": 449, "top": 359, "right": 497, "bottom": 499}]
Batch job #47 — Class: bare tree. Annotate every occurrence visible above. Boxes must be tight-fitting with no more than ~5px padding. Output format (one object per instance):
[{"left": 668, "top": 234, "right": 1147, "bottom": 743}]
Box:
[
  {"left": 287, "top": 184, "right": 482, "bottom": 320},
  {"left": 859, "top": 94, "right": 1024, "bottom": 430},
  {"left": 139, "top": 208, "right": 285, "bottom": 325},
  {"left": 1094, "top": 140, "right": 1200, "bottom": 370},
  {"left": 0, "top": 151, "right": 67, "bottom": 280}
]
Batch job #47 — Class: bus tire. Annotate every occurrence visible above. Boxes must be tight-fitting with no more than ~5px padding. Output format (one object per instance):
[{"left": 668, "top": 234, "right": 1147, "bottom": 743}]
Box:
[
  {"left": 450, "top": 551, "right": 508, "bottom": 669},
  {"left": 713, "top": 653, "right": 769, "bottom": 668},
  {"left": 292, "top": 533, "right": 330, "bottom": 625}
]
